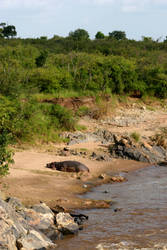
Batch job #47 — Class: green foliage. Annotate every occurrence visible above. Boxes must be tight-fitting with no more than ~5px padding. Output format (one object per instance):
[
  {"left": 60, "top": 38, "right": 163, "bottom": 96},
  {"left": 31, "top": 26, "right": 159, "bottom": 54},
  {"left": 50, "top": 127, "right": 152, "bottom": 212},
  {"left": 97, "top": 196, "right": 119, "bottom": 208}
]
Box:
[
  {"left": 13, "top": 101, "right": 76, "bottom": 142},
  {"left": 29, "top": 67, "right": 74, "bottom": 93},
  {"left": 0, "top": 30, "right": 167, "bottom": 147},
  {"left": 76, "top": 106, "right": 90, "bottom": 117},
  {"left": 0, "top": 96, "right": 15, "bottom": 176},
  {"left": 35, "top": 50, "right": 48, "bottom": 67},
  {"left": 1, "top": 24, "right": 17, "bottom": 38},
  {"left": 68, "top": 29, "right": 89, "bottom": 41},
  {"left": 54, "top": 53, "right": 138, "bottom": 94},
  {"left": 0, "top": 133, "right": 14, "bottom": 177},
  {"left": 130, "top": 132, "right": 140, "bottom": 142},
  {"left": 109, "top": 31, "right": 126, "bottom": 40},
  {"left": 50, "top": 104, "right": 76, "bottom": 131},
  {"left": 0, "top": 94, "right": 76, "bottom": 146},
  {"left": 95, "top": 31, "right": 105, "bottom": 39}
]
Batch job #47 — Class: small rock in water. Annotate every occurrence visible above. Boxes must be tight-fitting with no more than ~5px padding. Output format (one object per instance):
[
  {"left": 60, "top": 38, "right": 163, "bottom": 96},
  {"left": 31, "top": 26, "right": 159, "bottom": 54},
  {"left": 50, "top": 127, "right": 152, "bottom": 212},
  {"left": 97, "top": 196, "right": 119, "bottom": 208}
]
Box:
[
  {"left": 103, "top": 190, "right": 109, "bottom": 194},
  {"left": 98, "top": 174, "right": 107, "bottom": 180},
  {"left": 111, "top": 175, "right": 126, "bottom": 182},
  {"left": 96, "top": 241, "right": 133, "bottom": 250},
  {"left": 114, "top": 208, "right": 123, "bottom": 212}
]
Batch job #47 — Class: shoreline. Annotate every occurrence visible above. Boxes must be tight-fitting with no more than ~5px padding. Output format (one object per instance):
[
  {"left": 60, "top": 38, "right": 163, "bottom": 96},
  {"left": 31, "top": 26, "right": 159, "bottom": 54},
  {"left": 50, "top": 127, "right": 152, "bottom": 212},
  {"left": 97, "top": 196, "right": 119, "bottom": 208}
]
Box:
[{"left": 0, "top": 150, "right": 150, "bottom": 210}]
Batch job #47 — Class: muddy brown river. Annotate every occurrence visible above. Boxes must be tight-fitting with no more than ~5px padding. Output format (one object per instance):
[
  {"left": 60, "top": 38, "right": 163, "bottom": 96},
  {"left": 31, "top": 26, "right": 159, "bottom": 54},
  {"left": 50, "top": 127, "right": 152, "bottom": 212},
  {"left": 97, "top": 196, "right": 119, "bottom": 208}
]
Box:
[{"left": 56, "top": 166, "right": 167, "bottom": 249}]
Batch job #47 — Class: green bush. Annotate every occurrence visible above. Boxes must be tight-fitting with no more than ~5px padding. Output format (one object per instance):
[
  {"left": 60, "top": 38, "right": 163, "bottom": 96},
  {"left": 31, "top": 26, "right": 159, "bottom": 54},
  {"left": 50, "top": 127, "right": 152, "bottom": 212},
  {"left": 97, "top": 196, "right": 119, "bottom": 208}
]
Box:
[
  {"left": 29, "top": 67, "right": 74, "bottom": 93},
  {"left": 0, "top": 133, "right": 14, "bottom": 177},
  {"left": 0, "top": 96, "right": 15, "bottom": 176},
  {"left": 54, "top": 53, "right": 139, "bottom": 94},
  {"left": 76, "top": 106, "right": 90, "bottom": 117},
  {"left": 35, "top": 50, "right": 48, "bottom": 67},
  {"left": 49, "top": 104, "right": 76, "bottom": 131},
  {"left": 2, "top": 98, "right": 77, "bottom": 143},
  {"left": 130, "top": 132, "right": 140, "bottom": 142}
]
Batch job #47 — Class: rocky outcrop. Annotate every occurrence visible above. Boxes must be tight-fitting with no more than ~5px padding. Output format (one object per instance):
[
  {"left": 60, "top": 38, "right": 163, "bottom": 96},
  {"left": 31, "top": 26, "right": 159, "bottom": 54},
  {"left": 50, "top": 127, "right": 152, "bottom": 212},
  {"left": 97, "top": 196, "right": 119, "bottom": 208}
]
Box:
[
  {"left": 0, "top": 197, "right": 87, "bottom": 250},
  {"left": 109, "top": 135, "right": 167, "bottom": 164},
  {"left": 61, "top": 129, "right": 115, "bottom": 146},
  {"left": 61, "top": 129, "right": 167, "bottom": 164}
]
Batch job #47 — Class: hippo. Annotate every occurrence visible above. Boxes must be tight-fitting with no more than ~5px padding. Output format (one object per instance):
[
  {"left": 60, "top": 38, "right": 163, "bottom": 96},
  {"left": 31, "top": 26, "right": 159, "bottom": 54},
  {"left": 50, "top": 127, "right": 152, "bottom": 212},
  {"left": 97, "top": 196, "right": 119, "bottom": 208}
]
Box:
[
  {"left": 46, "top": 160, "right": 89, "bottom": 173},
  {"left": 157, "top": 161, "right": 167, "bottom": 167}
]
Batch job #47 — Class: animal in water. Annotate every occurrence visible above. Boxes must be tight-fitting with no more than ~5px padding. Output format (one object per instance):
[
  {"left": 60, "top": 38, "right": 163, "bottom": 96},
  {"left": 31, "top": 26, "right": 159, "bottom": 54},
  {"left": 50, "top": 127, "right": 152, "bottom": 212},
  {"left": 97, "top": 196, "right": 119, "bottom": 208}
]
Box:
[{"left": 46, "top": 160, "right": 89, "bottom": 173}]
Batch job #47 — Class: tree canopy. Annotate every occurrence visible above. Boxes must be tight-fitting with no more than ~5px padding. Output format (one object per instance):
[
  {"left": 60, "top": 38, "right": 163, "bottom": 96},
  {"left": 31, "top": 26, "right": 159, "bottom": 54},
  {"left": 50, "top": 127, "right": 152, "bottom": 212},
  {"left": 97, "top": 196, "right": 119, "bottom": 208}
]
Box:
[
  {"left": 95, "top": 31, "right": 105, "bottom": 39},
  {"left": 68, "top": 29, "right": 89, "bottom": 41},
  {"left": 109, "top": 30, "right": 126, "bottom": 40},
  {"left": 0, "top": 23, "right": 17, "bottom": 38}
]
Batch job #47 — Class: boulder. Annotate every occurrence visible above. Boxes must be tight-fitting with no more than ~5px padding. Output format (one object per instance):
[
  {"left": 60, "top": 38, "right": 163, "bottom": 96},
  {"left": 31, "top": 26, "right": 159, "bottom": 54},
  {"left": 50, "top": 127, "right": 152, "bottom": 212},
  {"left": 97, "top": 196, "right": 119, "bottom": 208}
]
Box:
[
  {"left": 56, "top": 212, "right": 79, "bottom": 235},
  {"left": 0, "top": 198, "right": 57, "bottom": 249},
  {"left": 0, "top": 196, "right": 88, "bottom": 249},
  {"left": 16, "top": 230, "right": 56, "bottom": 250},
  {"left": 109, "top": 135, "right": 167, "bottom": 164},
  {"left": 24, "top": 203, "right": 60, "bottom": 241},
  {"left": 111, "top": 175, "right": 126, "bottom": 182}
]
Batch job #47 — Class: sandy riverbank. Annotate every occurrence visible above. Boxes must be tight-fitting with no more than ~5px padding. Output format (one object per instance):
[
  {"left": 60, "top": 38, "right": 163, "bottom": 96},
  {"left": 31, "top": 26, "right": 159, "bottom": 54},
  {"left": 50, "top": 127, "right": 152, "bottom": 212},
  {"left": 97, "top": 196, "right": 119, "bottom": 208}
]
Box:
[{"left": 0, "top": 149, "right": 149, "bottom": 210}]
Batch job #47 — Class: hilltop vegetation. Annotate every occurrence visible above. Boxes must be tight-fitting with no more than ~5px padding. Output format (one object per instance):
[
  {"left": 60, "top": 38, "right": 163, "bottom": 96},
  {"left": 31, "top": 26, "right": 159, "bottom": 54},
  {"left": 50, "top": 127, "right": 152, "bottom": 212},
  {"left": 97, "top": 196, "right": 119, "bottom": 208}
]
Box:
[{"left": 1, "top": 26, "right": 167, "bottom": 175}]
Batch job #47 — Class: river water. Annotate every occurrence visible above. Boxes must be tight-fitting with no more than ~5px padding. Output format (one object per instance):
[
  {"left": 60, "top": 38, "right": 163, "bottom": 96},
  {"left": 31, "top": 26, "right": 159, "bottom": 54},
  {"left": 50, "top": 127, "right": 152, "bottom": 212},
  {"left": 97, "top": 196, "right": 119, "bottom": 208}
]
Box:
[{"left": 56, "top": 166, "right": 167, "bottom": 249}]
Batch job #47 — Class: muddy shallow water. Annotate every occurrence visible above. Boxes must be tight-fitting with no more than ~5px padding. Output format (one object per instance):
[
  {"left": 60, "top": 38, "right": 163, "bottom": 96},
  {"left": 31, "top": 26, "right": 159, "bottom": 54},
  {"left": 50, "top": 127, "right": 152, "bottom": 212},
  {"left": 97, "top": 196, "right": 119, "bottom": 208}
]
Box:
[{"left": 56, "top": 166, "right": 167, "bottom": 249}]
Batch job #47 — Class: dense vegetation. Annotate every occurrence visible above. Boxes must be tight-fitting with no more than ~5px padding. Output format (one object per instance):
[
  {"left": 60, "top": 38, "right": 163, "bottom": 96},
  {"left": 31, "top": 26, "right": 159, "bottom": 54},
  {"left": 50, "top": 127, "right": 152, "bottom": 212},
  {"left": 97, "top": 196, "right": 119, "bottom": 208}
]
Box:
[{"left": 1, "top": 26, "right": 167, "bottom": 175}]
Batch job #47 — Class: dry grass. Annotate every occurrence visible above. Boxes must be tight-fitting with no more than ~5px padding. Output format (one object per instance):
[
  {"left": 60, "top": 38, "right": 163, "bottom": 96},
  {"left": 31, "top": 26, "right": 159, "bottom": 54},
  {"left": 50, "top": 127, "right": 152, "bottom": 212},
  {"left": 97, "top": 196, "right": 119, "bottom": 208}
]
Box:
[
  {"left": 151, "top": 127, "right": 167, "bottom": 149},
  {"left": 89, "top": 95, "right": 117, "bottom": 120}
]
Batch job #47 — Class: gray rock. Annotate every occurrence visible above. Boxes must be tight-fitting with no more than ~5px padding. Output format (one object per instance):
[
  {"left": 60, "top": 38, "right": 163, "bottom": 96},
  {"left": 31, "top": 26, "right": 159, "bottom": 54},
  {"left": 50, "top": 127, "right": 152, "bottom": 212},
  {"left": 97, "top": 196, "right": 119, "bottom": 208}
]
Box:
[
  {"left": 6, "top": 197, "right": 24, "bottom": 211},
  {"left": 16, "top": 230, "right": 57, "bottom": 250},
  {"left": 56, "top": 212, "right": 79, "bottom": 235},
  {"left": 0, "top": 219, "right": 17, "bottom": 250},
  {"left": 91, "top": 152, "right": 112, "bottom": 162},
  {"left": 110, "top": 134, "right": 167, "bottom": 163},
  {"left": 31, "top": 203, "right": 54, "bottom": 216},
  {"left": 24, "top": 203, "right": 60, "bottom": 241},
  {"left": 0, "top": 198, "right": 58, "bottom": 249}
]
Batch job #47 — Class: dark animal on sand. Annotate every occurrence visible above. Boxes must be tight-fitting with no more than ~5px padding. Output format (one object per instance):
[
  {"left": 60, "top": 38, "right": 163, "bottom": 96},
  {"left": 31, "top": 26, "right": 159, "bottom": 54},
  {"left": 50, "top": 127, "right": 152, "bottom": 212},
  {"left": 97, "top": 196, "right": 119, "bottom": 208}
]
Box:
[
  {"left": 157, "top": 161, "right": 167, "bottom": 167},
  {"left": 46, "top": 160, "right": 90, "bottom": 173}
]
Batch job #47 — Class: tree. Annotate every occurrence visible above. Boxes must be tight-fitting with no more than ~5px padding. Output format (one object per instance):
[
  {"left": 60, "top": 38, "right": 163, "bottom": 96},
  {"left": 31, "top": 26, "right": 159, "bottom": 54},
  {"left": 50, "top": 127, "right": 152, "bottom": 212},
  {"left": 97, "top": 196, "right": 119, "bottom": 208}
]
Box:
[
  {"left": 0, "top": 23, "right": 6, "bottom": 38},
  {"left": 2, "top": 24, "right": 17, "bottom": 38},
  {"left": 39, "top": 36, "right": 48, "bottom": 40},
  {"left": 95, "top": 31, "right": 105, "bottom": 39},
  {"left": 35, "top": 50, "right": 48, "bottom": 67},
  {"left": 164, "top": 36, "right": 167, "bottom": 43},
  {"left": 68, "top": 29, "right": 89, "bottom": 41},
  {"left": 109, "top": 31, "right": 126, "bottom": 40},
  {"left": 0, "top": 96, "right": 15, "bottom": 177},
  {"left": 142, "top": 36, "right": 153, "bottom": 42}
]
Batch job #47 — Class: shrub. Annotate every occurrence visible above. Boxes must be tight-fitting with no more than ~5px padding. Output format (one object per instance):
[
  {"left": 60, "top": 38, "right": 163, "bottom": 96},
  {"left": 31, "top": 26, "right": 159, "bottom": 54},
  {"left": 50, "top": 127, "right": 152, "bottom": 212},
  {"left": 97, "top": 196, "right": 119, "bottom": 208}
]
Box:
[
  {"left": 35, "top": 50, "right": 48, "bottom": 67},
  {"left": 0, "top": 132, "right": 14, "bottom": 177},
  {"left": 76, "top": 106, "right": 90, "bottom": 117},
  {"left": 130, "top": 132, "right": 140, "bottom": 142},
  {"left": 29, "top": 67, "right": 74, "bottom": 93},
  {"left": 49, "top": 104, "right": 76, "bottom": 131},
  {"left": 0, "top": 96, "right": 15, "bottom": 176}
]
